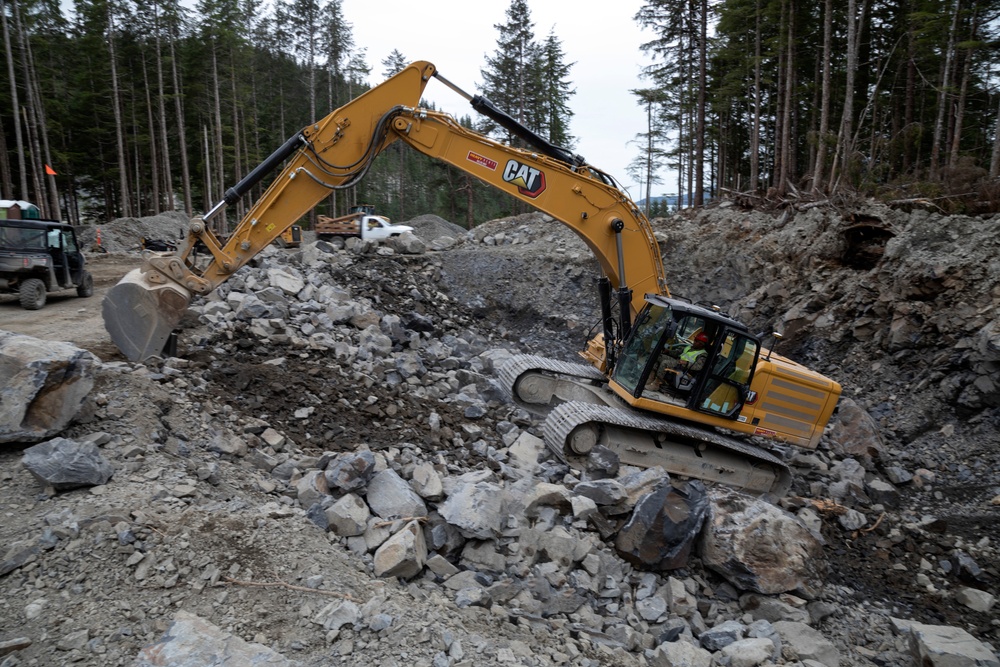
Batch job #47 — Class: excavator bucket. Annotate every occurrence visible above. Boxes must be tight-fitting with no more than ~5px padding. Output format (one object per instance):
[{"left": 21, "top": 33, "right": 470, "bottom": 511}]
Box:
[{"left": 102, "top": 268, "right": 192, "bottom": 361}]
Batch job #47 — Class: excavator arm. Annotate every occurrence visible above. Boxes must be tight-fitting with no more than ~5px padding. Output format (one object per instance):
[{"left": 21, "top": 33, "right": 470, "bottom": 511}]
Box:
[{"left": 103, "top": 60, "right": 668, "bottom": 362}]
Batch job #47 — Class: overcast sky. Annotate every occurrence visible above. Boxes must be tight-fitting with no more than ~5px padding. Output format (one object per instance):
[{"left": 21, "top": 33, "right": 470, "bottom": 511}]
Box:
[{"left": 341, "top": 0, "right": 662, "bottom": 200}]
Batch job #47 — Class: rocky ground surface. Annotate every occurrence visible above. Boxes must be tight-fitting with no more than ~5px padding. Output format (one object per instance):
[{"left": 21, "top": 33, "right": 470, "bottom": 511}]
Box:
[{"left": 1, "top": 203, "right": 998, "bottom": 667}]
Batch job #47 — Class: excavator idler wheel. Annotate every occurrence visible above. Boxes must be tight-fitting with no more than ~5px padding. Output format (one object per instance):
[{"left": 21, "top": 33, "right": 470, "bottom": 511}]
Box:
[
  {"left": 513, "top": 375, "right": 550, "bottom": 405},
  {"left": 567, "top": 424, "right": 600, "bottom": 455},
  {"left": 102, "top": 268, "right": 192, "bottom": 362}
]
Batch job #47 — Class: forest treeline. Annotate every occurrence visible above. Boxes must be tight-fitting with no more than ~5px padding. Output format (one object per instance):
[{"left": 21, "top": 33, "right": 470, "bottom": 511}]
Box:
[
  {"left": 0, "top": 0, "right": 580, "bottom": 228},
  {"left": 633, "top": 0, "right": 1000, "bottom": 215},
  {"left": 2, "top": 0, "right": 999, "bottom": 229}
]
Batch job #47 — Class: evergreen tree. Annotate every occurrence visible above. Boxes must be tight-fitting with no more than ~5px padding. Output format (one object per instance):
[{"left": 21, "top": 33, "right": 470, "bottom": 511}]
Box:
[
  {"left": 479, "top": 0, "right": 539, "bottom": 144},
  {"left": 536, "top": 30, "right": 575, "bottom": 148},
  {"left": 7, "top": 0, "right": 1000, "bottom": 225},
  {"left": 637, "top": 0, "right": 706, "bottom": 206},
  {"left": 477, "top": 0, "right": 578, "bottom": 222},
  {"left": 318, "top": 0, "right": 351, "bottom": 110},
  {"left": 629, "top": 87, "right": 669, "bottom": 213}
]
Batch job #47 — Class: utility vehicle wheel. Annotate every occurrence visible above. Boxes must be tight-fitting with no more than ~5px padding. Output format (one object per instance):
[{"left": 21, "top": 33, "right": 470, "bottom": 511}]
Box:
[
  {"left": 77, "top": 271, "right": 94, "bottom": 297},
  {"left": 19, "top": 278, "right": 46, "bottom": 310}
]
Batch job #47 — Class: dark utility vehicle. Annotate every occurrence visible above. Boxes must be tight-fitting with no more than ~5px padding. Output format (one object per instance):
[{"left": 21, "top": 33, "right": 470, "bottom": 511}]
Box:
[{"left": 0, "top": 218, "right": 93, "bottom": 309}]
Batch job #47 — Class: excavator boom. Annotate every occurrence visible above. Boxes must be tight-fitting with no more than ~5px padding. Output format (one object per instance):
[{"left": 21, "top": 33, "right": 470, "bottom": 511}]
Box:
[{"left": 105, "top": 60, "right": 666, "bottom": 362}]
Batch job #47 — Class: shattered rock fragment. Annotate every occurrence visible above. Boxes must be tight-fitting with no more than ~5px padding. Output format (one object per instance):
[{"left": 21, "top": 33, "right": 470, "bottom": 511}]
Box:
[
  {"left": 438, "top": 478, "right": 504, "bottom": 540},
  {"left": 902, "top": 620, "right": 1000, "bottom": 667},
  {"left": 373, "top": 520, "right": 427, "bottom": 579},
  {"left": 325, "top": 450, "right": 377, "bottom": 493},
  {"left": 0, "top": 540, "right": 40, "bottom": 577},
  {"left": 326, "top": 493, "right": 371, "bottom": 536},
  {"left": 366, "top": 469, "right": 427, "bottom": 519},
  {"left": 0, "top": 636, "right": 31, "bottom": 658},
  {"left": 135, "top": 610, "right": 297, "bottom": 666},
  {"left": 773, "top": 620, "right": 841, "bottom": 667},
  {"left": 21, "top": 437, "right": 114, "bottom": 490}
]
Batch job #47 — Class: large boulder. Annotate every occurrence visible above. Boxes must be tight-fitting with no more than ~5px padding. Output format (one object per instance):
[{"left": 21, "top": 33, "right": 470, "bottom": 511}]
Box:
[
  {"left": 615, "top": 480, "right": 709, "bottom": 570},
  {"left": 700, "top": 489, "right": 825, "bottom": 594},
  {"left": 0, "top": 331, "right": 98, "bottom": 443},
  {"left": 827, "top": 397, "right": 886, "bottom": 464}
]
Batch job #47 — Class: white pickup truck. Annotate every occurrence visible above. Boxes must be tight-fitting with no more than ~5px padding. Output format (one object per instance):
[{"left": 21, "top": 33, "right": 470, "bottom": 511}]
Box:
[{"left": 315, "top": 205, "right": 413, "bottom": 241}]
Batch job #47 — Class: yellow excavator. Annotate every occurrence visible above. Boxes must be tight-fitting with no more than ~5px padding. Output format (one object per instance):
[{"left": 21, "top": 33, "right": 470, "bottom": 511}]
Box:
[{"left": 102, "top": 61, "right": 841, "bottom": 496}]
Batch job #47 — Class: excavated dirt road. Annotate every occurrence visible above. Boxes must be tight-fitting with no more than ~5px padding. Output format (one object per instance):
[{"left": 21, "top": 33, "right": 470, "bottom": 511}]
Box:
[{"left": 0, "top": 254, "right": 137, "bottom": 360}]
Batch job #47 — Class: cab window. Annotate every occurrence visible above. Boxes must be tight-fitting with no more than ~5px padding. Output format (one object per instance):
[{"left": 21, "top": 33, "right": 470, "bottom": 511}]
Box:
[
  {"left": 696, "top": 332, "right": 758, "bottom": 417},
  {"left": 613, "top": 304, "right": 674, "bottom": 394},
  {"left": 655, "top": 315, "right": 708, "bottom": 366}
]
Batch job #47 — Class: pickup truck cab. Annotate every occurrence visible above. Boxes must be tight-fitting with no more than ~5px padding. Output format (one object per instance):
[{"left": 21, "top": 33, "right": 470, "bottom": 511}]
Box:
[
  {"left": 316, "top": 206, "right": 413, "bottom": 241},
  {"left": 355, "top": 215, "right": 414, "bottom": 240}
]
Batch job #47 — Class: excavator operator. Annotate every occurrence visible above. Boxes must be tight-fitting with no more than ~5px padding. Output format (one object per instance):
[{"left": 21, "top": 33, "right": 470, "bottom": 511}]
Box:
[
  {"left": 651, "top": 330, "right": 712, "bottom": 393},
  {"left": 678, "top": 332, "right": 711, "bottom": 372}
]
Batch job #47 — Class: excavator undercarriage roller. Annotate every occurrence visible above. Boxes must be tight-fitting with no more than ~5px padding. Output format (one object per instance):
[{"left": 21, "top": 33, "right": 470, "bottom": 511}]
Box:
[{"left": 543, "top": 401, "right": 792, "bottom": 496}]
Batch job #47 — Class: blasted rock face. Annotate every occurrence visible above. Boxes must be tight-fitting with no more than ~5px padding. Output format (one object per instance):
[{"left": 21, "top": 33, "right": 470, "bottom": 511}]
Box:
[
  {"left": 700, "top": 488, "right": 825, "bottom": 595},
  {"left": 0, "top": 332, "right": 98, "bottom": 443}
]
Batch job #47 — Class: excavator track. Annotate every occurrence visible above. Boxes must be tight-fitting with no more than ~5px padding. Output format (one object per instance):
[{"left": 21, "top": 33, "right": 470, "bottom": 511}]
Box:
[
  {"left": 498, "top": 354, "right": 791, "bottom": 495},
  {"left": 542, "top": 401, "right": 792, "bottom": 496},
  {"left": 498, "top": 354, "right": 609, "bottom": 411}
]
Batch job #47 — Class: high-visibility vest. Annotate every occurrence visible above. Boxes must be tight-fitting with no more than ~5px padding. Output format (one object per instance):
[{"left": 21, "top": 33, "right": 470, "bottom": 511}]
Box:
[{"left": 680, "top": 347, "right": 706, "bottom": 365}]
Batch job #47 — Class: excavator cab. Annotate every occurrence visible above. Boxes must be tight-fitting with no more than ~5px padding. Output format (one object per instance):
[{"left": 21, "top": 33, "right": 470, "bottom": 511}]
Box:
[{"left": 611, "top": 296, "right": 760, "bottom": 420}]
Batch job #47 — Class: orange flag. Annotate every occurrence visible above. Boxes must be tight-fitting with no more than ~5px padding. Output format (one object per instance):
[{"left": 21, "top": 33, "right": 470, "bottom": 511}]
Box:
[{"left": 44, "top": 164, "right": 57, "bottom": 176}]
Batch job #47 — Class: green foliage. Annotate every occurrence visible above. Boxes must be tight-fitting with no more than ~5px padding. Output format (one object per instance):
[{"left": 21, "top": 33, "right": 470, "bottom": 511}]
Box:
[
  {"left": 478, "top": 0, "right": 575, "bottom": 150},
  {"left": 9, "top": 0, "right": 1000, "bottom": 223},
  {"left": 0, "top": 0, "right": 604, "bottom": 221},
  {"left": 632, "top": 0, "right": 1000, "bottom": 210}
]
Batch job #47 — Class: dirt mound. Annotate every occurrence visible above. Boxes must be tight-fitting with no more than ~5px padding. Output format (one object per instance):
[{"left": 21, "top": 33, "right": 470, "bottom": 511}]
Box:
[
  {"left": 403, "top": 213, "right": 468, "bottom": 240},
  {"left": 75, "top": 211, "right": 190, "bottom": 253}
]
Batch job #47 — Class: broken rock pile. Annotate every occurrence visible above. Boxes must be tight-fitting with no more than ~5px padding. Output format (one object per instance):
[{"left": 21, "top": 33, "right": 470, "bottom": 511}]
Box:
[{"left": 1, "top": 207, "right": 998, "bottom": 667}]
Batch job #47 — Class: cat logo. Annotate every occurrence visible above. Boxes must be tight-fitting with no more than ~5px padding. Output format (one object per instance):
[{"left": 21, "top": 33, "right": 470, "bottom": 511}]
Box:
[{"left": 502, "top": 160, "right": 546, "bottom": 198}]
